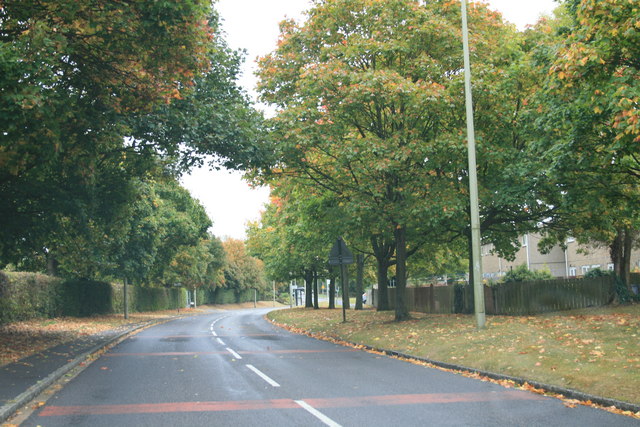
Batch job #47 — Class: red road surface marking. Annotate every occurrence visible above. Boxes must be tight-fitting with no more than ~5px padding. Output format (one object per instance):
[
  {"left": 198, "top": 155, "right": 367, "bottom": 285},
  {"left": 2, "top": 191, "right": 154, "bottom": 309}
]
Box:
[
  {"left": 40, "top": 399, "right": 298, "bottom": 416},
  {"left": 105, "top": 351, "right": 227, "bottom": 357},
  {"left": 135, "top": 334, "right": 280, "bottom": 338},
  {"left": 39, "top": 391, "right": 543, "bottom": 417},
  {"left": 305, "top": 390, "right": 545, "bottom": 408},
  {"left": 104, "top": 349, "right": 356, "bottom": 357}
]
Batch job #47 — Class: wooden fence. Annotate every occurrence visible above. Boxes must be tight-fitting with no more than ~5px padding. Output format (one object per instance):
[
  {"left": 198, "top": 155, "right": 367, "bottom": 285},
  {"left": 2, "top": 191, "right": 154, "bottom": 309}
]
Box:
[{"left": 371, "top": 276, "right": 615, "bottom": 316}]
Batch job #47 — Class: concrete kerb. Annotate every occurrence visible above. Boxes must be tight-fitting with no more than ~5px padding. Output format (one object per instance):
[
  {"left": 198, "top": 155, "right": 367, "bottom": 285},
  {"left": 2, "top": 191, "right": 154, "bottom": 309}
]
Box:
[
  {"left": 0, "top": 315, "right": 181, "bottom": 424},
  {"left": 377, "top": 347, "right": 640, "bottom": 415},
  {"left": 268, "top": 318, "right": 640, "bottom": 416}
]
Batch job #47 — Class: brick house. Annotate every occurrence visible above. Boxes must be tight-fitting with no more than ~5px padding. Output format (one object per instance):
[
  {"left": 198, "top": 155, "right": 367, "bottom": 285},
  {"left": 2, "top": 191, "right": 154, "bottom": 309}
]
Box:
[{"left": 481, "top": 233, "right": 640, "bottom": 280}]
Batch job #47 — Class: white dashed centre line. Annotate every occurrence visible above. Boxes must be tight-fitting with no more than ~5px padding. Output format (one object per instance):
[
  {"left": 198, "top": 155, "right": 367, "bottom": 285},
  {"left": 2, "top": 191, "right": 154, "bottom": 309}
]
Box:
[
  {"left": 226, "top": 348, "right": 242, "bottom": 359},
  {"left": 295, "top": 400, "right": 342, "bottom": 427},
  {"left": 216, "top": 338, "right": 225, "bottom": 346},
  {"left": 246, "top": 364, "right": 280, "bottom": 387}
]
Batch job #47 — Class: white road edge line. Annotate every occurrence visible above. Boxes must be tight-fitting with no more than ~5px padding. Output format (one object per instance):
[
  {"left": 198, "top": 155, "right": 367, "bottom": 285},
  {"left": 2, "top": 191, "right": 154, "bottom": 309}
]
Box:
[
  {"left": 226, "top": 347, "right": 242, "bottom": 359},
  {"left": 246, "top": 364, "right": 280, "bottom": 387},
  {"left": 216, "top": 338, "right": 225, "bottom": 346},
  {"left": 295, "top": 400, "right": 342, "bottom": 427}
]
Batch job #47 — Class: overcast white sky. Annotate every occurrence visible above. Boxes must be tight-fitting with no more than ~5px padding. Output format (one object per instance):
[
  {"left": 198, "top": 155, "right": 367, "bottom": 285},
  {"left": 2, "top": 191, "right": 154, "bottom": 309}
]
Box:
[{"left": 181, "top": 0, "right": 559, "bottom": 240}]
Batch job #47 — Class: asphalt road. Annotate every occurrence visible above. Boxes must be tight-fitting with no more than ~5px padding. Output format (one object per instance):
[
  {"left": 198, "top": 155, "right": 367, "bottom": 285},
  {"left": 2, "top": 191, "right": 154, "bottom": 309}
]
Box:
[{"left": 20, "top": 308, "right": 638, "bottom": 426}]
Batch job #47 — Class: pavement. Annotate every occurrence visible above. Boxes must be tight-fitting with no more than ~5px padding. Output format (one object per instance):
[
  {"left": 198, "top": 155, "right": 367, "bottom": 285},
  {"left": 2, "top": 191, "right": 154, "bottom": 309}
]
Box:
[{"left": 0, "top": 321, "right": 154, "bottom": 424}]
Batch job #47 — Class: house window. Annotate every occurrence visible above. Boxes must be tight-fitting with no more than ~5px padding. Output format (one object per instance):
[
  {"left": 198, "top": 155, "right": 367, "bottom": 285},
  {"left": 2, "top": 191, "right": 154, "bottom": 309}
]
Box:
[
  {"left": 569, "top": 267, "right": 577, "bottom": 276},
  {"left": 581, "top": 266, "right": 590, "bottom": 275},
  {"left": 607, "top": 263, "right": 615, "bottom": 271},
  {"left": 591, "top": 264, "right": 601, "bottom": 270}
]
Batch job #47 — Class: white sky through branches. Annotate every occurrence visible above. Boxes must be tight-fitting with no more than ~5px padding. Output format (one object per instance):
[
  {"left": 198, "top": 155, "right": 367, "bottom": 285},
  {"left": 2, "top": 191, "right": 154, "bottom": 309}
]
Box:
[{"left": 181, "top": 0, "right": 559, "bottom": 240}]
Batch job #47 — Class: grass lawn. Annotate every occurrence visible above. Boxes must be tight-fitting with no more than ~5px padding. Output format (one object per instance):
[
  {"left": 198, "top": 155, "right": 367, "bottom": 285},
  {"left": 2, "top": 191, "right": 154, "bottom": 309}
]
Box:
[{"left": 268, "top": 304, "right": 640, "bottom": 408}]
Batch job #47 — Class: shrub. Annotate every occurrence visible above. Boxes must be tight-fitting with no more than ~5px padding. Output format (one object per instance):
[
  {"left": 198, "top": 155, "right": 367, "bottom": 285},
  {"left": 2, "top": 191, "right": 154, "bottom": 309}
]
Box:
[
  {"left": 503, "top": 264, "right": 553, "bottom": 283},
  {"left": 58, "top": 279, "right": 113, "bottom": 317},
  {"left": 277, "top": 292, "right": 291, "bottom": 305},
  {"left": 584, "top": 268, "right": 612, "bottom": 278},
  {"left": 133, "top": 286, "right": 185, "bottom": 312},
  {"left": 0, "top": 272, "right": 63, "bottom": 324}
]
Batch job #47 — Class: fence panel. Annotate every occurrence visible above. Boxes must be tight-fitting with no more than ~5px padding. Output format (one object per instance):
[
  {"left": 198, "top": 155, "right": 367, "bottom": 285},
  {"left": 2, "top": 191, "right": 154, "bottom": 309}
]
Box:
[
  {"left": 491, "top": 276, "right": 614, "bottom": 315},
  {"left": 372, "top": 276, "right": 614, "bottom": 316}
]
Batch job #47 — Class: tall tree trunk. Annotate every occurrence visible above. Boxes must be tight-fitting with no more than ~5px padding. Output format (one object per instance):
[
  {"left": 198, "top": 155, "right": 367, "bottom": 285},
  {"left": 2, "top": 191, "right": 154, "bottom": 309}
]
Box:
[
  {"left": 371, "top": 234, "right": 394, "bottom": 311},
  {"left": 623, "top": 227, "right": 633, "bottom": 294},
  {"left": 611, "top": 229, "right": 624, "bottom": 280},
  {"left": 376, "top": 261, "right": 390, "bottom": 310},
  {"left": 355, "top": 254, "right": 364, "bottom": 310},
  {"left": 329, "top": 273, "right": 336, "bottom": 309},
  {"left": 610, "top": 229, "right": 625, "bottom": 303},
  {"left": 304, "top": 269, "right": 313, "bottom": 308},
  {"left": 46, "top": 254, "right": 59, "bottom": 276},
  {"left": 394, "top": 224, "right": 409, "bottom": 321},
  {"left": 313, "top": 270, "right": 319, "bottom": 309}
]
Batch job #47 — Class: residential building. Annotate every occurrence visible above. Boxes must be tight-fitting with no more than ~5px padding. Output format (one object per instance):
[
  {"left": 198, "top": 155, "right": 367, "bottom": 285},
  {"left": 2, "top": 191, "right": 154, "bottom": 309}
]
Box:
[{"left": 481, "top": 233, "right": 640, "bottom": 279}]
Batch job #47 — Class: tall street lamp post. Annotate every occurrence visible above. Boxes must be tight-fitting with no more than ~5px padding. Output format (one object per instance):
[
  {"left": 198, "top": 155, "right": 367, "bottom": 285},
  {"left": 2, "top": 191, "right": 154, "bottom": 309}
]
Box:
[{"left": 460, "top": 0, "right": 486, "bottom": 329}]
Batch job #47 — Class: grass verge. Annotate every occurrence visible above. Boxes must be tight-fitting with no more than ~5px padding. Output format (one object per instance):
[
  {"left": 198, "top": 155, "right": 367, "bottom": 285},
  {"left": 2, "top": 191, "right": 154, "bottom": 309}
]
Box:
[{"left": 268, "top": 304, "right": 640, "bottom": 410}]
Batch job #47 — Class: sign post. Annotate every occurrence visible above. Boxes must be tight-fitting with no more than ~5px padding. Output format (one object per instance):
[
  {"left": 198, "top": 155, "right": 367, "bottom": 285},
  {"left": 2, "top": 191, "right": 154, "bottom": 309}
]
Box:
[{"left": 328, "top": 237, "right": 354, "bottom": 322}]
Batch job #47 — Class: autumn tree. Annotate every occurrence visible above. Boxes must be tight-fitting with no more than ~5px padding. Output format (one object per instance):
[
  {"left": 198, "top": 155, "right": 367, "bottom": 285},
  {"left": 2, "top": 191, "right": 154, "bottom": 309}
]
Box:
[
  {"left": 0, "top": 1, "right": 267, "bottom": 273},
  {"left": 528, "top": 0, "right": 640, "bottom": 296},
  {"left": 222, "top": 239, "right": 268, "bottom": 297},
  {"left": 257, "top": 0, "right": 540, "bottom": 320},
  {"left": 246, "top": 181, "right": 341, "bottom": 309},
  {"left": 164, "top": 236, "right": 225, "bottom": 295}
]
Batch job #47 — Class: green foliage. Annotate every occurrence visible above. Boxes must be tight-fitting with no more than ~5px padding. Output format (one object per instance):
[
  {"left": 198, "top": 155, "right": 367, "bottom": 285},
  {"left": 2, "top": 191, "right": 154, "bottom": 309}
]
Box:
[
  {"left": 255, "top": 0, "right": 554, "bottom": 319},
  {"left": 613, "top": 275, "right": 633, "bottom": 304},
  {"left": 0, "top": 1, "right": 266, "bottom": 278},
  {"left": 0, "top": 271, "right": 189, "bottom": 325},
  {"left": 502, "top": 264, "right": 554, "bottom": 283},
  {"left": 214, "top": 288, "right": 238, "bottom": 305},
  {"left": 527, "top": 1, "right": 640, "bottom": 285},
  {"left": 0, "top": 272, "right": 63, "bottom": 324},
  {"left": 277, "top": 292, "right": 291, "bottom": 305},
  {"left": 58, "top": 279, "right": 113, "bottom": 318},
  {"left": 133, "top": 286, "right": 185, "bottom": 312},
  {"left": 0, "top": 0, "right": 214, "bottom": 266},
  {"left": 222, "top": 238, "right": 267, "bottom": 292},
  {"left": 114, "top": 176, "right": 213, "bottom": 286},
  {"left": 584, "top": 268, "right": 612, "bottom": 278}
]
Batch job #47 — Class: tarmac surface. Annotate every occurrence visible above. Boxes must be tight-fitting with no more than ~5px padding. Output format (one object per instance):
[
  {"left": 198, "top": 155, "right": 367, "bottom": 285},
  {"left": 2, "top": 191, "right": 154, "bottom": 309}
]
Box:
[
  {"left": 1, "top": 311, "right": 639, "bottom": 425},
  {"left": 0, "top": 322, "right": 151, "bottom": 424}
]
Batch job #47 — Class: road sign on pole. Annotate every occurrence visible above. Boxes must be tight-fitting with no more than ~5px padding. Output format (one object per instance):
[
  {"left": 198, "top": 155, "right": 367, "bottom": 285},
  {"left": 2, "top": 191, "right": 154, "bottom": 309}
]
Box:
[
  {"left": 328, "top": 237, "right": 354, "bottom": 322},
  {"left": 328, "top": 237, "right": 354, "bottom": 266}
]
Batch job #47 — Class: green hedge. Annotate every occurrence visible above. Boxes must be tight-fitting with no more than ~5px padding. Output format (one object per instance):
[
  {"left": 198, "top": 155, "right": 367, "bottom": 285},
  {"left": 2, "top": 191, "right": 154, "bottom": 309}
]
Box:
[
  {"left": 0, "top": 271, "right": 63, "bottom": 323},
  {"left": 58, "top": 279, "right": 113, "bottom": 317},
  {"left": 133, "top": 286, "right": 186, "bottom": 312},
  {"left": 0, "top": 271, "right": 268, "bottom": 325},
  {"left": 0, "top": 271, "right": 188, "bottom": 325},
  {"left": 193, "top": 287, "right": 263, "bottom": 305}
]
